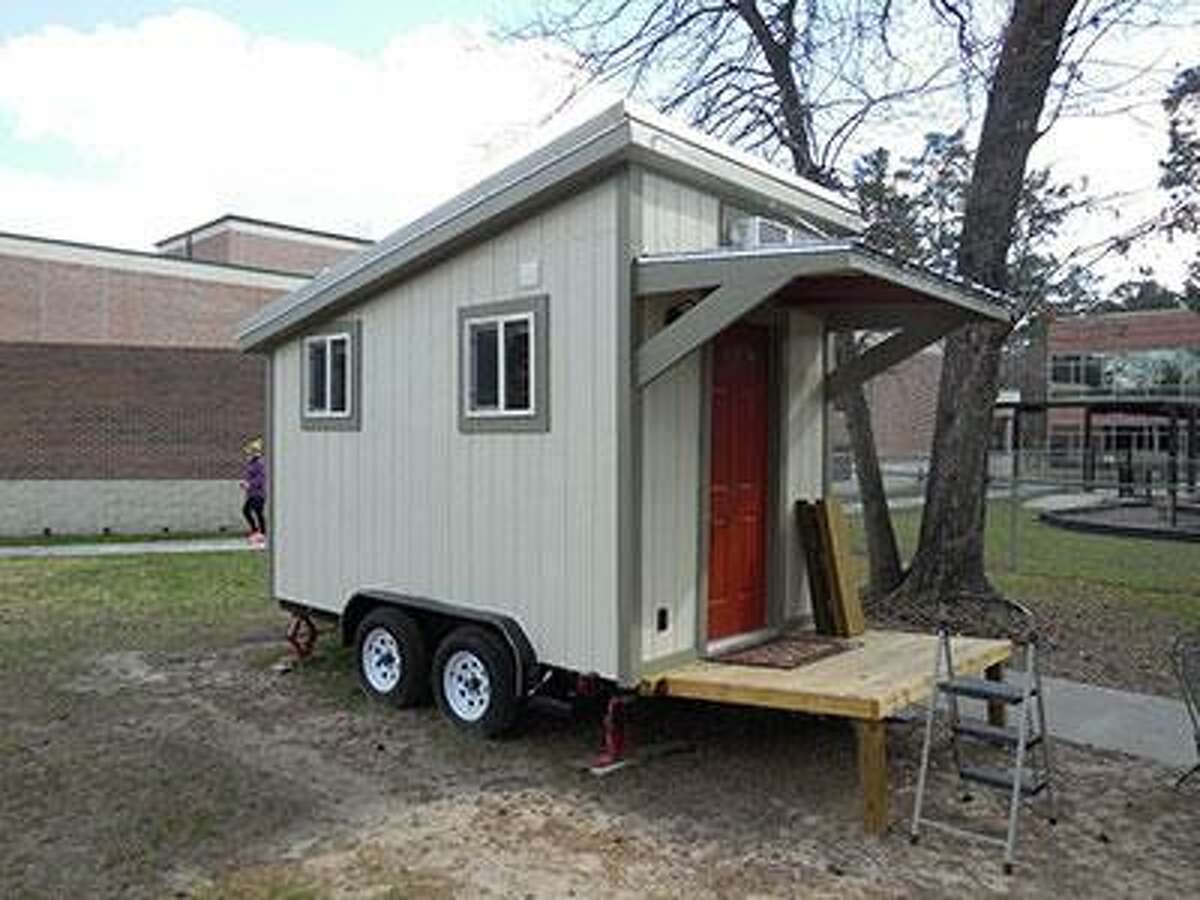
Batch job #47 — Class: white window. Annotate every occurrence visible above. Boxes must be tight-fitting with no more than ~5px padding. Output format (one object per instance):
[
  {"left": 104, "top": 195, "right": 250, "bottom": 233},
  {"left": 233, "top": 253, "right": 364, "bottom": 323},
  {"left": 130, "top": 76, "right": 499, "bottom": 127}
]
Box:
[
  {"left": 464, "top": 312, "right": 534, "bottom": 417},
  {"left": 305, "top": 332, "right": 352, "bottom": 417},
  {"left": 457, "top": 296, "right": 548, "bottom": 433}
]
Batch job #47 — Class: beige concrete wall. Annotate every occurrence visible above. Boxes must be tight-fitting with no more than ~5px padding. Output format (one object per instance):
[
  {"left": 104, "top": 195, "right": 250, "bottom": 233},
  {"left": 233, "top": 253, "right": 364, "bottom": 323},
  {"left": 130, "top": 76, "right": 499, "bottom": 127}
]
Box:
[{"left": 0, "top": 480, "right": 245, "bottom": 537}]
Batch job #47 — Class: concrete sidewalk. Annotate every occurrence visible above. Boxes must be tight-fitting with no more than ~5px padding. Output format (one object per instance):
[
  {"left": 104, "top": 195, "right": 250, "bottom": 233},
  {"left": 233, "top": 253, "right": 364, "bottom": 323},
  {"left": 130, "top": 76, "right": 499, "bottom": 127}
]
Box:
[
  {"left": 1034, "top": 674, "right": 1195, "bottom": 769},
  {"left": 936, "top": 672, "right": 1196, "bottom": 770},
  {"left": 0, "top": 538, "right": 255, "bottom": 558}
]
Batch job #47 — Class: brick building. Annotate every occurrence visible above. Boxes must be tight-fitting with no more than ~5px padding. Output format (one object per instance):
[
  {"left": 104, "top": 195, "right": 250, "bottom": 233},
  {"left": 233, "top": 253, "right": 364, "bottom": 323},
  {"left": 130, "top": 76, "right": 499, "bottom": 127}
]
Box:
[
  {"left": 830, "top": 346, "right": 943, "bottom": 471},
  {"left": 832, "top": 306, "right": 1200, "bottom": 488},
  {"left": 0, "top": 216, "right": 370, "bottom": 536},
  {"left": 1043, "top": 308, "right": 1200, "bottom": 464}
]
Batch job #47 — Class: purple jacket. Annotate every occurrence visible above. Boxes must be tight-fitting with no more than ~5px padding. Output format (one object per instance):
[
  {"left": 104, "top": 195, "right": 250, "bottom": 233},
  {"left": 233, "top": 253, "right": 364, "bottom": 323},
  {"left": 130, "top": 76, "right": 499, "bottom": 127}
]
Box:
[{"left": 244, "top": 456, "right": 267, "bottom": 499}]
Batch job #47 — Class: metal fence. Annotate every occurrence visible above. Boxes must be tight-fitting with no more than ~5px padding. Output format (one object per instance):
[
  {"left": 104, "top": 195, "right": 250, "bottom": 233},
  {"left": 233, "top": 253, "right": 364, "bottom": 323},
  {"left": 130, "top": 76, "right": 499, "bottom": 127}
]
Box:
[{"left": 832, "top": 449, "right": 1200, "bottom": 575}]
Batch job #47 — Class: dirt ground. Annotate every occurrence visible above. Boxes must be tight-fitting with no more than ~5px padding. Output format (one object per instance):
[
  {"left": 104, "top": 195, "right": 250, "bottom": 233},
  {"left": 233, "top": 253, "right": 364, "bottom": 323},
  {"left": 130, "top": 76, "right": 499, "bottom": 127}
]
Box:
[
  {"left": 868, "top": 587, "right": 1192, "bottom": 698},
  {"left": 3, "top": 627, "right": 1197, "bottom": 899}
]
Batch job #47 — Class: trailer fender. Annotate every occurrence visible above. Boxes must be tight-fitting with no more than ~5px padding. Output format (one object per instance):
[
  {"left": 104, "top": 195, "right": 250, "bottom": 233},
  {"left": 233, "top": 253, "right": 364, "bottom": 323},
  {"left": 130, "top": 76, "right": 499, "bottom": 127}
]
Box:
[{"left": 341, "top": 590, "right": 538, "bottom": 699}]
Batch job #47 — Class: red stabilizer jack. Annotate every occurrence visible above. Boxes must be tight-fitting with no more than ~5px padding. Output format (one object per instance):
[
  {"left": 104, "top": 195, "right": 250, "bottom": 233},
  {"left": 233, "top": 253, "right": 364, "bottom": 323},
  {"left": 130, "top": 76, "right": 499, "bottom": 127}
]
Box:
[
  {"left": 592, "top": 695, "right": 630, "bottom": 770},
  {"left": 576, "top": 672, "right": 601, "bottom": 697},
  {"left": 285, "top": 613, "right": 318, "bottom": 658}
]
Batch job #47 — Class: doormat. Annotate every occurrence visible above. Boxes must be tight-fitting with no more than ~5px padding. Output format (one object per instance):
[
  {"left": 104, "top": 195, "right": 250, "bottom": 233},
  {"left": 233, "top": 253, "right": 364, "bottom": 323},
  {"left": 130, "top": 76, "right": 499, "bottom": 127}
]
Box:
[{"left": 714, "top": 633, "right": 852, "bottom": 669}]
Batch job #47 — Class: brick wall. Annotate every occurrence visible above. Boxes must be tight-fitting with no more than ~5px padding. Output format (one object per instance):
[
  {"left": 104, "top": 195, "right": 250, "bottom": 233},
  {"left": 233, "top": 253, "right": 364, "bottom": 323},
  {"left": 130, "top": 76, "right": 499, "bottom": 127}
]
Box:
[
  {"left": 831, "top": 348, "right": 943, "bottom": 460},
  {"left": 168, "top": 229, "right": 366, "bottom": 275},
  {"left": 226, "top": 231, "right": 364, "bottom": 275},
  {"left": 0, "top": 250, "right": 295, "bottom": 349},
  {"left": 0, "top": 342, "right": 265, "bottom": 480},
  {"left": 865, "top": 349, "right": 942, "bottom": 458},
  {"left": 1049, "top": 308, "right": 1200, "bottom": 353}
]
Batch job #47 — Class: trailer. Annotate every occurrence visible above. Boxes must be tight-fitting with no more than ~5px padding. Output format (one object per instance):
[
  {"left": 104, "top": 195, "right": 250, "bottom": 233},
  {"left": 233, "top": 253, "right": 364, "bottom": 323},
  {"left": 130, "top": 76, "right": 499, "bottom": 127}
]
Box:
[{"left": 238, "top": 102, "right": 1011, "bottom": 817}]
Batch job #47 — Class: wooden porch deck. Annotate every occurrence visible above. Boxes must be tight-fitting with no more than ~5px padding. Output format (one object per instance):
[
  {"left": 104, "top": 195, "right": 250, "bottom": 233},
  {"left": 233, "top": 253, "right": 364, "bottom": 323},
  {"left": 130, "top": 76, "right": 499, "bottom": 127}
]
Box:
[{"left": 639, "top": 629, "right": 1012, "bottom": 834}]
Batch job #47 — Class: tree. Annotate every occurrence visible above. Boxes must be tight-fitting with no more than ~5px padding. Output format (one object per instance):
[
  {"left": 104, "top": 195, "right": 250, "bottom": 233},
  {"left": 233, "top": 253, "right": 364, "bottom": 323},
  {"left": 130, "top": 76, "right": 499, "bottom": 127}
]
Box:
[
  {"left": 894, "top": 1, "right": 1080, "bottom": 602},
  {"left": 852, "top": 131, "right": 1098, "bottom": 310},
  {"left": 1091, "top": 274, "right": 1189, "bottom": 312},
  {"left": 850, "top": 130, "right": 1101, "bottom": 488},
  {"left": 1162, "top": 65, "right": 1200, "bottom": 307},
  {"left": 521, "top": 0, "right": 1176, "bottom": 604}
]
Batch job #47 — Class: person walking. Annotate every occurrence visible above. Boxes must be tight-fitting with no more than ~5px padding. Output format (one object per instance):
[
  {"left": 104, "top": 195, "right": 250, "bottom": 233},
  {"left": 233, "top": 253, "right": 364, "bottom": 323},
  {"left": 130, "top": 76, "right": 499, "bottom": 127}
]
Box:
[{"left": 240, "top": 438, "right": 267, "bottom": 548}]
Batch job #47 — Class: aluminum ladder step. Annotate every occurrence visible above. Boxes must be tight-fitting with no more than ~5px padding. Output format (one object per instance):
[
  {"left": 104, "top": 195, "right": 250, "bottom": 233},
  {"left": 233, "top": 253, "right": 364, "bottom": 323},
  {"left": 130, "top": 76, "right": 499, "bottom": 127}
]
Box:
[
  {"left": 912, "top": 625, "right": 1059, "bottom": 873},
  {"left": 960, "top": 764, "right": 1048, "bottom": 797},
  {"left": 938, "top": 675, "right": 1032, "bottom": 704},
  {"left": 954, "top": 718, "right": 1043, "bottom": 749}
]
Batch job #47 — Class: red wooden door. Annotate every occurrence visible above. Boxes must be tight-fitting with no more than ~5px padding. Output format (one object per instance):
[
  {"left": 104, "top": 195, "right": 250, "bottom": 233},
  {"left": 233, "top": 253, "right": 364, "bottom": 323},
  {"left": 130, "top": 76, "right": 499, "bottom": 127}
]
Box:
[{"left": 707, "top": 324, "right": 770, "bottom": 641}]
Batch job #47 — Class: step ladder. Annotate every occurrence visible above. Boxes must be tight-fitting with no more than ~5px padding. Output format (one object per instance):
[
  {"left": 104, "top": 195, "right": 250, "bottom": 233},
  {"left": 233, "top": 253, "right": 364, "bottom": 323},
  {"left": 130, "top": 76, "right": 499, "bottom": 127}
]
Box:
[{"left": 910, "top": 624, "right": 1057, "bottom": 874}]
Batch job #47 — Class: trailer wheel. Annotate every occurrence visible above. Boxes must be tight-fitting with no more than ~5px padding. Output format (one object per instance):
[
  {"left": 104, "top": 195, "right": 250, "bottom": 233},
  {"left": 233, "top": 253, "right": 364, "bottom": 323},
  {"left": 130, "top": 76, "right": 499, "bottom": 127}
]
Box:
[
  {"left": 355, "top": 608, "right": 429, "bottom": 707},
  {"left": 432, "top": 626, "right": 518, "bottom": 737}
]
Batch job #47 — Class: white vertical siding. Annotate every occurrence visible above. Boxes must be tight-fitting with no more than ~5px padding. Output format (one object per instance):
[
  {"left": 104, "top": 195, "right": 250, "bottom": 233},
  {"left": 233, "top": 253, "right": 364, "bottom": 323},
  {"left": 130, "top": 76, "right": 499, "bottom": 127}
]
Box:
[
  {"left": 636, "top": 172, "right": 720, "bottom": 665},
  {"left": 639, "top": 352, "right": 703, "bottom": 663},
  {"left": 640, "top": 171, "right": 721, "bottom": 255},
  {"left": 273, "top": 179, "right": 621, "bottom": 677},
  {"left": 781, "top": 311, "right": 825, "bottom": 619}
]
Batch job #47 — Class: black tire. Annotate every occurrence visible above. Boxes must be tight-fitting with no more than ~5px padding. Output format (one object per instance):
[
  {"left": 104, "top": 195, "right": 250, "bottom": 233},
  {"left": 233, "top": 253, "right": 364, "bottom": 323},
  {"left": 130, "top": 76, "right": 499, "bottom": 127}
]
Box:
[
  {"left": 432, "top": 625, "right": 518, "bottom": 737},
  {"left": 354, "top": 607, "right": 429, "bottom": 708}
]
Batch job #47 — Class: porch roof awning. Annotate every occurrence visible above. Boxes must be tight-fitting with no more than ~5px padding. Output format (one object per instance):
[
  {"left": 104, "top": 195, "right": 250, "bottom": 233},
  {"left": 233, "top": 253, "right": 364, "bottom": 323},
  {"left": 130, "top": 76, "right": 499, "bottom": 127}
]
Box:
[{"left": 635, "top": 241, "right": 1011, "bottom": 393}]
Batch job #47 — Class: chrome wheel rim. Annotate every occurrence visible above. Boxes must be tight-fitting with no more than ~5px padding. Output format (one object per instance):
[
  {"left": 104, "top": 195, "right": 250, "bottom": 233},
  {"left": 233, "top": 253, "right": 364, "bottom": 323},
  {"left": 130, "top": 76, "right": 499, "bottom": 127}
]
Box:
[
  {"left": 443, "top": 650, "right": 491, "bottom": 722},
  {"left": 362, "top": 627, "right": 402, "bottom": 693}
]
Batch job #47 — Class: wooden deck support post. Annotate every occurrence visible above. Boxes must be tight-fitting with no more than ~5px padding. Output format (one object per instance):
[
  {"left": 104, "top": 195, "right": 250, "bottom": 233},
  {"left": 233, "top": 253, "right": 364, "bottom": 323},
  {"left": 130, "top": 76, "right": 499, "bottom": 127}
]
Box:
[
  {"left": 986, "top": 662, "right": 1007, "bottom": 727},
  {"left": 855, "top": 720, "right": 888, "bottom": 834},
  {"left": 640, "top": 630, "right": 1012, "bottom": 836}
]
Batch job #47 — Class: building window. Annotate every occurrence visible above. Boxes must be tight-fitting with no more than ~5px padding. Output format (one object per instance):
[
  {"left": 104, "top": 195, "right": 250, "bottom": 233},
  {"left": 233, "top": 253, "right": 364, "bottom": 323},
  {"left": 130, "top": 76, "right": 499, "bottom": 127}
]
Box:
[
  {"left": 305, "top": 333, "right": 350, "bottom": 416},
  {"left": 1049, "top": 353, "right": 1105, "bottom": 391},
  {"left": 466, "top": 314, "right": 532, "bottom": 415},
  {"left": 300, "top": 321, "right": 362, "bottom": 431},
  {"left": 458, "top": 296, "right": 549, "bottom": 433}
]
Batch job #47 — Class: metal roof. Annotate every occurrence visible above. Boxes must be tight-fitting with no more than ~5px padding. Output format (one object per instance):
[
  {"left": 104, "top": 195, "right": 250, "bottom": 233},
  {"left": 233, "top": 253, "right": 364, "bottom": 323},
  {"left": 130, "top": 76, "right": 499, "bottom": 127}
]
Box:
[{"left": 237, "top": 99, "right": 866, "bottom": 352}]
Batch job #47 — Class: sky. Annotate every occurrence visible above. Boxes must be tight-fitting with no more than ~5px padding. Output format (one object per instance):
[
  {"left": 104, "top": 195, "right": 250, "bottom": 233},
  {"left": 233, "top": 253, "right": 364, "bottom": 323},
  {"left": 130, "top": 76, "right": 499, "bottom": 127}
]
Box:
[
  {"left": 0, "top": 1, "right": 574, "bottom": 246},
  {"left": 0, "top": 3, "right": 1195, "bottom": 289}
]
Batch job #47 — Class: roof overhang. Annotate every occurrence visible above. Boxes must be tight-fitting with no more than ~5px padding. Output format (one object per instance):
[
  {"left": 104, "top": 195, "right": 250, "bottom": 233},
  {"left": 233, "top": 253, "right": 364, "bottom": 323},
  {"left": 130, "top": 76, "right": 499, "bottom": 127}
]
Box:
[
  {"left": 635, "top": 242, "right": 1011, "bottom": 393},
  {"left": 236, "top": 100, "right": 865, "bottom": 353}
]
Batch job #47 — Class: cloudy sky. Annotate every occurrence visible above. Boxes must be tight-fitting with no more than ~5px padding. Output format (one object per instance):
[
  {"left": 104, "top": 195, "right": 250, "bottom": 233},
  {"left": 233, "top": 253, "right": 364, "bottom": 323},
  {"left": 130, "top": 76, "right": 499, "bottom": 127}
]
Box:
[
  {"left": 0, "top": 2, "right": 1194, "bottom": 287},
  {"left": 0, "top": 1, "right": 574, "bottom": 246}
]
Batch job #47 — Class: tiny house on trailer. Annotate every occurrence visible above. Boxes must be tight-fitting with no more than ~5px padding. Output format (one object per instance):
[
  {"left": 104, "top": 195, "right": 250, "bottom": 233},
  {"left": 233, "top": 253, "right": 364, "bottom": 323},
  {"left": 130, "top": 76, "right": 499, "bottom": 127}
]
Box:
[{"left": 238, "top": 102, "right": 1009, "bottom": 754}]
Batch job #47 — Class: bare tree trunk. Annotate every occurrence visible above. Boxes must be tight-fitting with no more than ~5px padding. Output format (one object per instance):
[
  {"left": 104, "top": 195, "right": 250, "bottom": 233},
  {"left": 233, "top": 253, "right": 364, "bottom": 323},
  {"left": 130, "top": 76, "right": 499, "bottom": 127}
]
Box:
[
  {"left": 895, "top": 0, "right": 1076, "bottom": 604},
  {"left": 834, "top": 333, "right": 903, "bottom": 595},
  {"left": 897, "top": 321, "right": 1009, "bottom": 600}
]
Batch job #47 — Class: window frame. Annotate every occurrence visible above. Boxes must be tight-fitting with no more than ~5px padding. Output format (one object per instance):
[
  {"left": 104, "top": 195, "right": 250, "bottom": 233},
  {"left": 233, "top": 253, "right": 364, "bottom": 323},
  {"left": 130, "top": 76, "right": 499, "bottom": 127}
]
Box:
[
  {"left": 300, "top": 320, "right": 362, "bottom": 432},
  {"left": 303, "top": 332, "right": 352, "bottom": 418},
  {"left": 457, "top": 295, "right": 549, "bottom": 434}
]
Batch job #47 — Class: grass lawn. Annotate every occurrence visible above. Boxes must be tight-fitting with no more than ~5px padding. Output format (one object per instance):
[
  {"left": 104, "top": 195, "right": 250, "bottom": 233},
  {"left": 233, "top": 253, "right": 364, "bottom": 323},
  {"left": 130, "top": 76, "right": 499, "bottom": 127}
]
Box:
[
  {"left": 848, "top": 499, "right": 1200, "bottom": 693},
  {"left": 0, "top": 552, "right": 275, "bottom": 681},
  {"left": 856, "top": 499, "right": 1199, "bottom": 615}
]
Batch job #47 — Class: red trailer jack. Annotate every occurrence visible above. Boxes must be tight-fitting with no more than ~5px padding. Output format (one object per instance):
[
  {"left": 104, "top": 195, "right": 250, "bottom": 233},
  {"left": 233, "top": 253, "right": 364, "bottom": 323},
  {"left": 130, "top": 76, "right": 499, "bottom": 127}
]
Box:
[
  {"left": 285, "top": 612, "right": 318, "bottom": 658},
  {"left": 590, "top": 694, "right": 631, "bottom": 774}
]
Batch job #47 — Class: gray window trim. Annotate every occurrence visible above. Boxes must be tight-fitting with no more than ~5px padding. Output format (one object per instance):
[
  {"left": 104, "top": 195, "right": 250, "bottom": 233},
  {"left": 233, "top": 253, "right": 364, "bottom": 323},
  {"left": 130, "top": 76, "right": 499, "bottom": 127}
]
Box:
[
  {"left": 300, "top": 319, "right": 362, "bottom": 432},
  {"left": 457, "top": 295, "right": 549, "bottom": 434}
]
